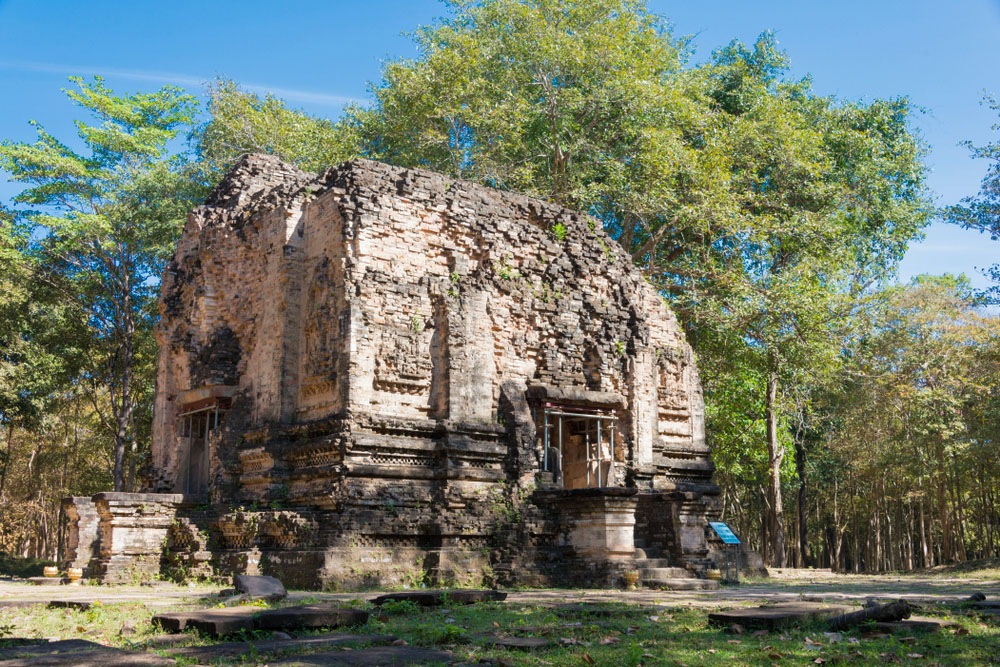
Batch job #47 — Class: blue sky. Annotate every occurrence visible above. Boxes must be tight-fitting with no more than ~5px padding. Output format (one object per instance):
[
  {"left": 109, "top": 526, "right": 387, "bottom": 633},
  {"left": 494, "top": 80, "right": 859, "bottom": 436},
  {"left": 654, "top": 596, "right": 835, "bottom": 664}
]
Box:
[{"left": 1, "top": 0, "right": 998, "bottom": 287}]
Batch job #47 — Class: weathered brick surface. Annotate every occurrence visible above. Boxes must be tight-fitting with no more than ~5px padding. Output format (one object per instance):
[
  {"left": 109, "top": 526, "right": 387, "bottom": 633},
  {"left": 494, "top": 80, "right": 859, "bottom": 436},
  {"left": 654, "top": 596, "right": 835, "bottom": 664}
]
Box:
[{"left": 67, "top": 155, "right": 721, "bottom": 588}]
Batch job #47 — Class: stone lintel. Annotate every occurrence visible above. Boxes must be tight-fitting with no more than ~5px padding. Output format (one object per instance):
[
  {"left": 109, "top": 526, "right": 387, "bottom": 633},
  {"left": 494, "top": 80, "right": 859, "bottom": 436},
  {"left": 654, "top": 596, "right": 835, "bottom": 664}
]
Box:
[
  {"left": 176, "top": 383, "right": 238, "bottom": 408},
  {"left": 526, "top": 384, "right": 625, "bottom": 408}
]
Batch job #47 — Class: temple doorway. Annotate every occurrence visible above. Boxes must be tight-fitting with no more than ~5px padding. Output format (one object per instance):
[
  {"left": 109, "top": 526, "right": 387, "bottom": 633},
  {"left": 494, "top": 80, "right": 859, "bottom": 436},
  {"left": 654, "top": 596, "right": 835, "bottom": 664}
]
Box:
[
  {"left": 535, "top": 403, "right": 619, "bottom": 489},
  {"left": 179, "top": 405, "right": 222, "bottom": 494}
]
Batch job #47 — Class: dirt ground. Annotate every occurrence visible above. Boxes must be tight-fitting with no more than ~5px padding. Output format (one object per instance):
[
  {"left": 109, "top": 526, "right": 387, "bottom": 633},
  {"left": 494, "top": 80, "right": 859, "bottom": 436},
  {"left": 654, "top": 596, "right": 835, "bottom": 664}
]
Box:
[{"left": 2, "top": 568, "right": 996, "bottom": 609}]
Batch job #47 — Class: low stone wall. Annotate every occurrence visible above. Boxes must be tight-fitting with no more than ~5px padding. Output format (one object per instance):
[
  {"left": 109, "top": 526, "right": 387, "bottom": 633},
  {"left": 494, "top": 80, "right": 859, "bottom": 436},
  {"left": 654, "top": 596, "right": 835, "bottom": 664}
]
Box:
[
  {"left": 62, "top": 496, "right": 100, "bottom": 576},
  {"left": 62, "top": 492, "right": 204, "bottom": 583}
]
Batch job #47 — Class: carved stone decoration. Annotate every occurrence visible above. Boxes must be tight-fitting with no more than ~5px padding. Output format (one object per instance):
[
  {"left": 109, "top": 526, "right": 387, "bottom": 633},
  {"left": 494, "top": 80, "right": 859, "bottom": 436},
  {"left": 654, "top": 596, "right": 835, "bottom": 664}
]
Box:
[
  {"left": 373, "top": 325, "right": 433, "bottom": 395},
  {"left": 656, "top": 348, "right": 690, "bottom": 417}
]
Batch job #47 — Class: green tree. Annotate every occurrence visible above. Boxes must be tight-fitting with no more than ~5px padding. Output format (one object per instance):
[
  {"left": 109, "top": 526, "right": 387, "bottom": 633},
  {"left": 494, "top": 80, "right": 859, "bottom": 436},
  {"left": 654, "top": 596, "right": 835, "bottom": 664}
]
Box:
[
  {"left": 817, "top": 275, "right": 1000, "bottom": 569},
  {"left": 362, "top": 0, "right": 696, "bottom": 210},
  {"left": 947, "top": 94, "right": 1000, "bottom": 297},
  {"left": 194, "top": 78, "right": 363, "bottom": 178},
  {"left": 0, "top": 77, "right": 207, "bottom": 490},
  {"left": 653, "top": 36, "right": 931, "bottom": 565}
]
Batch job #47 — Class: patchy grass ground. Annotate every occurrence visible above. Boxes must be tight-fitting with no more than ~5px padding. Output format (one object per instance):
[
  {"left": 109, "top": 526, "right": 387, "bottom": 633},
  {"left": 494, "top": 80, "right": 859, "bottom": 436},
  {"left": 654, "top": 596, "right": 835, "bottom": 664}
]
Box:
[
  {"left": 915, "top": 559, "right": 1000, "bottom": 581},
  {"left": 1, "top": 588, "right": 999, "bottom": 665}
]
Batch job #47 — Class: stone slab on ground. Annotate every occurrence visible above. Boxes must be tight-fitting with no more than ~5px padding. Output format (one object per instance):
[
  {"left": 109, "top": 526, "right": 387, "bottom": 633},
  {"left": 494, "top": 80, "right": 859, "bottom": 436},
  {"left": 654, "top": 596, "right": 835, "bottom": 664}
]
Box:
[
  {"left": 143, "top": 634, "right": 197, "bottom": 648},
  {"left": 26, "top": 577, "right": 61, "bottom": 586},
  {"left": 642, "top": 577, "right": 719, "bottom": 591},
  {"left": 234, "top": 574, "right": 287, "bottom": 601},
  {"left": 476, "top": 633, "right": 552, "bottom": 649},
  {"left": 152, "top": 607, "right": 259, "bottom": 635},
  {"left": 370, "top": 589, "right": 506, "bottom": 607},
  {"left": 708, "top": 603, "right": 853, "bottom": 630},
  {"left": 553, "top": 603, "right": 659, "bottom": 618},
  {"left": 255, "top": 605, "right": 369, "bottom": 630},
  {"left": 0, "top": 639, "right": 174, "bottom": 666},
  {"left": 150, "top": 610, "right": 198, "bottom": 632},
  {"left": 184, "top": 606, "right": 261, "bottom": 637},
  {"left": 162, "top": 632, "right": 395, "bottom": 662},
  {"left": 153, "top": 604, "right": 371, "bottom": 637},
  {"left": 872, "top": 616, "right": 955, "bottom": 634},
  {"left": 47, "top": 600, "right": 93, "bottom": 610},
  {"left": 971, "top": 600, "right": 1000, "bottom": 609},
  {"left": 0, "top": 600, "right": 44, "bottom": 609},
  {"left": 269, "top": 646, "right": 454, "bottom": 665}
]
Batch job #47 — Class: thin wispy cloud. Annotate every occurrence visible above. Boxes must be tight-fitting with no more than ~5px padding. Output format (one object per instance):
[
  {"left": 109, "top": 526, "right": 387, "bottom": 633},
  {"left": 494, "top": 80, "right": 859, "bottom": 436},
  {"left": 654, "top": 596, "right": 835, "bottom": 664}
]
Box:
[{"left": 0, "top": 59, "right": 365, "bottom": 108}]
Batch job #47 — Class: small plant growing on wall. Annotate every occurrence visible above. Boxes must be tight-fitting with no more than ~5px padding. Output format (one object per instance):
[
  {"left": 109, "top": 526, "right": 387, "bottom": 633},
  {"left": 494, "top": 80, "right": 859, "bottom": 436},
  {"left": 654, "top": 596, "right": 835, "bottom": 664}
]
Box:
[{"left": 551, "top": 221, "right": 567, "bottom": 242}]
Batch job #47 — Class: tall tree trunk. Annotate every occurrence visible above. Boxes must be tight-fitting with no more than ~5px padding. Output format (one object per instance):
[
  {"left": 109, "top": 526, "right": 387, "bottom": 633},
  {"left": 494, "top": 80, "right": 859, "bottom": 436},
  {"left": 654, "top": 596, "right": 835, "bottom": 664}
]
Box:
[
  {"left": 832, "top": 478, "right": 842, "bottom": 572},
  {"left": 765, "top": 371, "right": 785, "bottom": 567},
  {"left": 937, "top": 473, "right": 952, "bottom": 563},
  {"left": 112, "top": 294, "right": 135, "bottom": 492},
  {"left": 0, "top": 421, "right": 15, "bottom": 501},
  {"left": 794, "top": 434, "right": 811, "bottom": 567},
  {"left": 919, "top": 481, "right": 931, "bottom": 567}
]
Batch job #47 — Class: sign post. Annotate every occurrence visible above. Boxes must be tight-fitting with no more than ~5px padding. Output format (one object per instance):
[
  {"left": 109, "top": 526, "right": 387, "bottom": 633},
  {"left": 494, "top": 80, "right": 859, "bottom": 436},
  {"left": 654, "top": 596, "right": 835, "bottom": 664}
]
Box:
[{"left": 709, "top": 521, "right": 741, "bottom": 585}]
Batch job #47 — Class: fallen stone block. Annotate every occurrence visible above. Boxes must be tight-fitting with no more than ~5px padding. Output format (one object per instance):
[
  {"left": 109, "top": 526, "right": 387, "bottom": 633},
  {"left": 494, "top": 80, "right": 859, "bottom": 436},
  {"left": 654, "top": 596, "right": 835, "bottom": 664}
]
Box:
[
  {"left": 0, "top": 600, "right": 45, "bottom": 609},
  {"left": 268, "top": 646, "right": 454, "bottom": 665},
  {"left": 708, "top": 603, "right": 852, "bottom": 630},
  {"left": 183, "top": 607, "right": 261, "bottom": 637},
  {"left": 0, "top": 639, "right": 98, "bottom": 660},
  {"left": 0, "top": 639, "right": 174, "bottom": 666},
  {"left": 553, "top": 603, "right": 659, "bottom": 618},
  {"left": 256, "top": 604, "right": 369, "bottom": 630},
  {"left": 872, "top": 616, "right": 955, "bottom": 634},
  {"left": 27, "top": 577, "right": 62, "bottom": 586},
  {"left": 477, "top": 633, "right": 552, "bottom": 649},
  {"left": 152, "top": 607, "right": 259, "bottom": 636},
  {"left": 47, "top": 600, "right": 93, "bottom": 611},
  {"left": 150, "top": 611, "right": 199, "bottom": 633},
  {"left": 143, "top": 634, "right": 198, "bottom": 648},
  {"left": 371, "top": 589, "right": 505, "bottom": 607},
  {"left": 162, "top": 632, "right": 394, "bottom": 662},
  {"left": 827, "top": 600, "right": 912, "bottom": 632},
  {"left": 234, "top": 574, "right": 287, "bottom": 601},
  {"left": 154, "top": 604, "right": 371, "bottom": 637},
  {"left": 972, "top": 599, "right": 1000, "bottom": 609}
]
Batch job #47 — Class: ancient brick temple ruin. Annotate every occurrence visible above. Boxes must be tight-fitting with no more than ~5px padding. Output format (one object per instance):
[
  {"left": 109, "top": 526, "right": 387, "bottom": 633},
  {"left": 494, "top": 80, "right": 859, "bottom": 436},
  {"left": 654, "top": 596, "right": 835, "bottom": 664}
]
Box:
[{"left": 62, "top": 155, "right": 724, "bottom": 589}]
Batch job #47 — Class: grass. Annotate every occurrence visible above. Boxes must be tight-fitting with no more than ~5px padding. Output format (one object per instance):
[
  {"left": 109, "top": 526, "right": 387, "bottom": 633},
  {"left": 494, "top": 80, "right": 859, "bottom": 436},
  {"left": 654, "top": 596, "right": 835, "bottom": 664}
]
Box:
[
  {"left": 361, "top": 598, "right": 1000, "bottom": 666},
  {"left": 0, "top": 591, "right": 998, "bottom": 665},
  {"left": 915, "top": 558, "right": 1000, "bottom": 581}
]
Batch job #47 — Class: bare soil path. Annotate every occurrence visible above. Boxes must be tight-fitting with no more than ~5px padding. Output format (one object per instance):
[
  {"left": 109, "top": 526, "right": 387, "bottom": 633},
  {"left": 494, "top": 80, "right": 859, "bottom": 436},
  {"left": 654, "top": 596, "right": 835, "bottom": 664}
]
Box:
[{"left": 1, "top": 568, "right": 996, "bottom": 610}]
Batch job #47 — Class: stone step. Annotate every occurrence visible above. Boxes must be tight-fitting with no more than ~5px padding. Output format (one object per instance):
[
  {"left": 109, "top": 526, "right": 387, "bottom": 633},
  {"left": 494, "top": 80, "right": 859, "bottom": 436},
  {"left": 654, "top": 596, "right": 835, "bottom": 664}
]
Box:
[
  {"left": 641, "top": 577, "right": 720, "bottom": 591},
  {"left": 636, "top": 566, "right": 692, "bottom": 579}
]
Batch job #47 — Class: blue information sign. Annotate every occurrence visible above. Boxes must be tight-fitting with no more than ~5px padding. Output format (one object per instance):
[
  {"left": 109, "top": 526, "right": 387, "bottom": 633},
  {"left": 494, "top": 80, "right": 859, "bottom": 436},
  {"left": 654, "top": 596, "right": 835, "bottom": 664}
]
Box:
[{"left": 709, "top": 522, "right": 741, "bottom": 545}]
